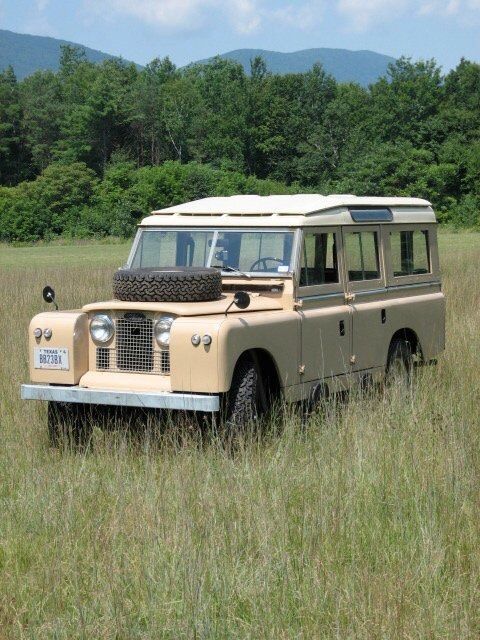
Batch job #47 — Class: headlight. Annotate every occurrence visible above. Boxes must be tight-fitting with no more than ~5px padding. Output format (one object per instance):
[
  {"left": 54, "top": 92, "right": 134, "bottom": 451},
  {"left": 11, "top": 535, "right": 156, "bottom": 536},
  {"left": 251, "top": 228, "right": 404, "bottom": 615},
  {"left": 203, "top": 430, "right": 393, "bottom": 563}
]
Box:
[
  {"left": 90, "top": 314, "right": 114, "bottom": 343},
  {"left": 154, "top": 315, "right": 175, "bottom": 347}
]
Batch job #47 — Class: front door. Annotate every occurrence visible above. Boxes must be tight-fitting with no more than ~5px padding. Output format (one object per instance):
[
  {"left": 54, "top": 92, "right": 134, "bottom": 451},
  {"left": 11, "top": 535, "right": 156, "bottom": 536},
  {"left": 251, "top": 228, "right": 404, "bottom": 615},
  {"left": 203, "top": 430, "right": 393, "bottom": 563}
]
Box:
[
  {"left": 342, "top": 226, "right": 387, "bottom": 372},
  {"left": 298, "top": 228, "right": 352, "bottom": 381}
]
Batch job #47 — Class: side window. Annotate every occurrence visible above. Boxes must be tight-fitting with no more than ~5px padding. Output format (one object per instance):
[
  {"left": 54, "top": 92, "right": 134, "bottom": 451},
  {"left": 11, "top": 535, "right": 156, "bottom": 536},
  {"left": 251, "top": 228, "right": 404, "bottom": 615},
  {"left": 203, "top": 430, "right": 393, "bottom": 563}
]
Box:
[
  {"left": 345, "top": 231, "right": 380, "bottom": 281},
  {"left": 300, "top": 232, "right": 339, "bottom": 286},
  {"left": 390, "top": 229, "right": 430, "bottom": 277}
]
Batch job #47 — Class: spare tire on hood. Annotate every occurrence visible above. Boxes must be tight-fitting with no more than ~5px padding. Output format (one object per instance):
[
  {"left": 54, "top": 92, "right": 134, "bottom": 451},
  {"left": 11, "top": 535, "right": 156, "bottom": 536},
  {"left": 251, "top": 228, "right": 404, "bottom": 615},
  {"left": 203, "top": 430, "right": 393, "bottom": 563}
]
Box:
[{"left": 113, "top": 267, "right": 222, "bottom": 303}]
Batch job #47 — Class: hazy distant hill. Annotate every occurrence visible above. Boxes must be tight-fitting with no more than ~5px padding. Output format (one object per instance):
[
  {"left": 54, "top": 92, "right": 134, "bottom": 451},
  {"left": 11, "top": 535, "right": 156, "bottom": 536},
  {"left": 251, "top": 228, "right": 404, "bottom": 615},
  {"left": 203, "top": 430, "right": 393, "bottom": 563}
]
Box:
[
  {"left": 194, "top": 48, "right": 396, "bottom": 85},
  {"left": 0, "top": 29, "right": 395, "bottom": 85},
  {"left": 0, "top": 29, "right": 136, "bottom": 79}
]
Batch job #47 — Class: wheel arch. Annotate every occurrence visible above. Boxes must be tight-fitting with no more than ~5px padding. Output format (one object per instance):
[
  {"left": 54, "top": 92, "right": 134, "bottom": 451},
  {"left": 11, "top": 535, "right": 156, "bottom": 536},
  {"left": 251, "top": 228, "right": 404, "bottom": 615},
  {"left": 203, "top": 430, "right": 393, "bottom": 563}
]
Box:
[
  {"left": 230, "top": 348, "right": 282, "bottom": 399},
  {"left": 388, "top": 328, "right": 423, "bottom": 361}
]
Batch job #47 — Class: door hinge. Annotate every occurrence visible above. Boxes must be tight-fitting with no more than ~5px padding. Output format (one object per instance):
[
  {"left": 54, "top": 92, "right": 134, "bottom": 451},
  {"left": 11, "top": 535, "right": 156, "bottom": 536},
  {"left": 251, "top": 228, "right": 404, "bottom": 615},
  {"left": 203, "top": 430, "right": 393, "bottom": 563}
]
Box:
[
  {"left": 345, "top": 292, "right": 356, "bottom": 304},
  {"left": 294, "top": 299, "right": 303, "bottom": 309},
  {"left": 299, "top": 364, "right": 305, "bottom": 375},
  {"left": 350, "top": 355, "right": 356, "bottom": 365}
]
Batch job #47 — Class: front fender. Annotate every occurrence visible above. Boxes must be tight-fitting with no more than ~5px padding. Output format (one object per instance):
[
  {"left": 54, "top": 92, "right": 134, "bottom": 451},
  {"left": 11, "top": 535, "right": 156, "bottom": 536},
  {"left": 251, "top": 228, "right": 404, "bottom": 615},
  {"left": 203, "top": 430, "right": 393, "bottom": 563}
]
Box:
[
  {"left": 169, "top": 311, "right": 301, "bottom": 394},
  {"left": 28, "top": 311, "right": 88, "bottom": 385},
  {"left": 217, "top": 311, "right": 300, "bottom": 392},
  {"left": 169, "top": 317, "right": 222, "bottom": 393}
]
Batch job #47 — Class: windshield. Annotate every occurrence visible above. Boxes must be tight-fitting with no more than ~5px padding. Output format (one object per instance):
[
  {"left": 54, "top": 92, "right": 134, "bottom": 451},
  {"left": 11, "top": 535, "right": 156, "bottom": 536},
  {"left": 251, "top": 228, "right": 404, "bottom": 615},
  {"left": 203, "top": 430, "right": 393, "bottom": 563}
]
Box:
[{"left": 130, "top": 229, "right": 295, "bottom": 275}]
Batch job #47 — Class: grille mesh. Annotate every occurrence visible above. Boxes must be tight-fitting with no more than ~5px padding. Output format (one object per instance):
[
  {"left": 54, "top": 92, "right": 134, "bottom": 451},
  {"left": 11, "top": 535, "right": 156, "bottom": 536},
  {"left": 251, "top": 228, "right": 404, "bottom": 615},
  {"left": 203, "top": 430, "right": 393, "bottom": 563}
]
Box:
[
  {"left": 95, "top": 313, "right": 170, "bottom": 375},
  {"left": 117, "top": 314, "right": 153, "bottom": 372}
]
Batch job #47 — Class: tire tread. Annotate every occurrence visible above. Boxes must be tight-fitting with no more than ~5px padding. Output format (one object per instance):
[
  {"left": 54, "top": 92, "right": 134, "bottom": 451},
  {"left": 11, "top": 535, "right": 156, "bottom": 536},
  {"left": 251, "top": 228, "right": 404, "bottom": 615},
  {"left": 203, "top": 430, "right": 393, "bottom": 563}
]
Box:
[{"left": 113, "top": 267, "right": 222, "bottom": 303}]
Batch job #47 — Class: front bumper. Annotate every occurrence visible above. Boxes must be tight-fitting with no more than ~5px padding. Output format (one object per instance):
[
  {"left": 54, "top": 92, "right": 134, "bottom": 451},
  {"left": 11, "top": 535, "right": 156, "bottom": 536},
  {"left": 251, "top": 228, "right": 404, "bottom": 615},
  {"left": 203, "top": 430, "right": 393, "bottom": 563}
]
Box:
[{"left": 21, "top": 384, "right": 220, "bottom": 412}]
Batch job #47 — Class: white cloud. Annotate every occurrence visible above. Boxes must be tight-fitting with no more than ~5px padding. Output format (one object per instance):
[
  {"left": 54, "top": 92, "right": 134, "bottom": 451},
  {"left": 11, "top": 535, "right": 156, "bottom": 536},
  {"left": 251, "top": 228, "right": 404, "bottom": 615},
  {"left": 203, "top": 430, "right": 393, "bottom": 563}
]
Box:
[
  {"left": 338, "top": 0, "right": 480, "bottom": 29},
  {"left": 273, "top": 1, "right": 323, "bottom": 30},
  {"left": 96, "top": 0, "right": 326, "bottom": 34},
  {"left": 419, "top": 0, "right": 461, "bottom": 14},
  {"left": 229, "top": 0, "right": 261, "bottom": 34},
  {"left": 22, "top": 0, "right": 56, "bottom": 36},
  {"left": 337, "top": 0, "right": 408, "bottom": 30},
  {"left": 85, "top": 0, "right": 480, "bottom": 35},
  {"left": 103, "top": 0, "right": 211, "bottom": 30},
  {"left": 418, "top": 0, "right": 480, "bottom": 17},
  {"left": 100, "top": 0, "right": 262, "bottom": 33}
]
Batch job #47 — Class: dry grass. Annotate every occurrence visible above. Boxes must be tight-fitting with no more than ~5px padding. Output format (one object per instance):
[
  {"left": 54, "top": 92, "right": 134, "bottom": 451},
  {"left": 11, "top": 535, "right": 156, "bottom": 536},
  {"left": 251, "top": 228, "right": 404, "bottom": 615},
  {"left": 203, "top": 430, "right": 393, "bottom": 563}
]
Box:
[{"left": 0, "top": 233, "right": 479, "bottom": 638}]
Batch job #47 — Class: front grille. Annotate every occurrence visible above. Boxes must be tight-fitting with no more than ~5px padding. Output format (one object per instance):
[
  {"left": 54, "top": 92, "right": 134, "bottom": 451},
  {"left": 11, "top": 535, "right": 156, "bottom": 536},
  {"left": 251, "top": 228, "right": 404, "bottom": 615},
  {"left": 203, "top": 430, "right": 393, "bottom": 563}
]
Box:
[
  {"left": 117, "top": 314, "right": 153, "bottom": 372},
  {"left": 95, "top": 313, "right": 170, "bottom": 375},
  {"left": 96, "top": 347, "right": 170, "bottom": 375}
]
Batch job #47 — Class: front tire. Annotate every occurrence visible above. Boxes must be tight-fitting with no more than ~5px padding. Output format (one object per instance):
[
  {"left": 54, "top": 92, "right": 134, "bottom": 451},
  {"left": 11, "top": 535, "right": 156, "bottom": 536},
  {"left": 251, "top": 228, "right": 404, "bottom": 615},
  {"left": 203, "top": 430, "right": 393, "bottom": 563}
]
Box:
[
  {"left": 224, "top": 355, "right": 267, "bottom": 430},
  {"left": 47, "top": 402, "right": 91, "bottom": 448}
]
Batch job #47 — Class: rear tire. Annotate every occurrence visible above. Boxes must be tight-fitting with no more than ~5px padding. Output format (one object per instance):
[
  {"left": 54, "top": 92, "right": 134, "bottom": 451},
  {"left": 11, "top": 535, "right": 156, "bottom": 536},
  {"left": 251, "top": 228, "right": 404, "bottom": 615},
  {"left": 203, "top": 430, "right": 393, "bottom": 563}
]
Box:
[
  {"left": 47, "top": 402, "right": 91, "bottom": 448},
  {"left": 386, "top": 339, "right": 414, "bottom": 384}
]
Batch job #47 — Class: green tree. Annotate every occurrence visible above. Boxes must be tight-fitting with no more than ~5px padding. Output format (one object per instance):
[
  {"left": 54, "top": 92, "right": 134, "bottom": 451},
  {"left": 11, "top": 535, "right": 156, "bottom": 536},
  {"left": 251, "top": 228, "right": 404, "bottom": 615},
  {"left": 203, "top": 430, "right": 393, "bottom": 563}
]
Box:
[
  {"left": 1, "top": 49, "right": 480, "bottom": 235},
  {"left": 370, "top": 58, "right": 443, "bottom": 148},
  {"left": 0, "top": 162, "right": 97, "bottom": 241},
  {"left": 186, "top": 58, "right": 248, "bottom": 171},
  {"left": 20, "top": 71, "right": 63, "bottom": 172},
  {"left": 0, "top": 66, "right": 27, "bottom": 185},
  {"left": 56, "top": 50, "right": 138, "bottom": 171},
  {"left": 296, "top": 82, "right": 371, "bottom": 186},
  {"left": 131, "top": 57, "right": 178, "bottom": 166}
]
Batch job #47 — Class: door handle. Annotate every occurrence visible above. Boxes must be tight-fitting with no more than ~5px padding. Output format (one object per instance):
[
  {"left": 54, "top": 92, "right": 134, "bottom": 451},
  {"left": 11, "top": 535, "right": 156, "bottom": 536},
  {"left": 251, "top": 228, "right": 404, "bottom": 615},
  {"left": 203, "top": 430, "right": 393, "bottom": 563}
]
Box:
[
  {"left": 381, "top": 308, "right": 386, "bottom": 324},
  {"left": 339, "top": 320, "right": 345, "bottom": 336}
]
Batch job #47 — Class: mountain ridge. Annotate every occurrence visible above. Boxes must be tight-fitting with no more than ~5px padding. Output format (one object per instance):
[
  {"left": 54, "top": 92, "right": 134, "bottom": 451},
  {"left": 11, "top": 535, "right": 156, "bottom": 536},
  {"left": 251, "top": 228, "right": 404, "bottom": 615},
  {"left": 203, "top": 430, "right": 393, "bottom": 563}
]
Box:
[
  {"left": 0, "top": 29, "right": 137, "bottom": 79},
  {"left": 0, "top": 29, "right": 395, "bottom": 85},
  {"left": 193, "top": 47, "right": 396, "bottom": 85}
]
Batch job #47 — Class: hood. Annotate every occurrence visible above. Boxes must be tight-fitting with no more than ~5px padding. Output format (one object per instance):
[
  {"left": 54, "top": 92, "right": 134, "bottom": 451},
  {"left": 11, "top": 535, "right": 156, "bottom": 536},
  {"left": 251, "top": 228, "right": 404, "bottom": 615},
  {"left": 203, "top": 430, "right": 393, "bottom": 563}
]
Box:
[{"left": 82, "top": 292, "right": 284, "bottom": 316}]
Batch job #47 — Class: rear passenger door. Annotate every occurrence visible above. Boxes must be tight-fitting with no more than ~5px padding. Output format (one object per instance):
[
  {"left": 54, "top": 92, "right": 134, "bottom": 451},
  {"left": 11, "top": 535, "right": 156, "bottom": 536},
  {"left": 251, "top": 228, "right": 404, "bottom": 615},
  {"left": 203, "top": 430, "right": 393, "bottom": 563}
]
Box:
[{"left": 342, "top": 226, "right": 387, "bottom": 372}]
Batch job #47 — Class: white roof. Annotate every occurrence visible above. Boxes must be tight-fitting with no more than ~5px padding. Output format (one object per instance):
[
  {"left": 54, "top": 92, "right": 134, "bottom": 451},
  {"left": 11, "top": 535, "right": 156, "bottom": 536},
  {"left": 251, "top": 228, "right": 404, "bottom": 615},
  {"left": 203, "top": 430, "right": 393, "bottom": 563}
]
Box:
[
  {"left": 141, "top": 194, "right": 436, "bottom": 228},
  {"left": 151, "top": 194, "right": 431, "bottom": 216}
]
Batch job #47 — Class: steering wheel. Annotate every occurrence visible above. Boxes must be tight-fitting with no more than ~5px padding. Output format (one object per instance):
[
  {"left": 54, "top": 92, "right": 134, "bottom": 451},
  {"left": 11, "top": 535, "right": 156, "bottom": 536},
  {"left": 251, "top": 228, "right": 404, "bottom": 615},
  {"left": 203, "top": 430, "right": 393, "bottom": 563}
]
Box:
[{"left": 249, "top": 257, "right": 284, "bottom": 272}]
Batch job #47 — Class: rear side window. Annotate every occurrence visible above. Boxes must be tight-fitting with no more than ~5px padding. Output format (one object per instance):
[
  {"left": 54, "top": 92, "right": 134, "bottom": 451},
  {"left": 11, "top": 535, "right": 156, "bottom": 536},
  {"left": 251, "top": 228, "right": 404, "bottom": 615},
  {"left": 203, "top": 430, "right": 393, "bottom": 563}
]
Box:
[
  {"left": 390, "top": 230, "right": 430, "bottom": 277},
  {"left": 345, "top": 231, "right": 380, "bottom": 281},
  {"left": 300, "top": 232, "right": 339, "bottom": 286}
]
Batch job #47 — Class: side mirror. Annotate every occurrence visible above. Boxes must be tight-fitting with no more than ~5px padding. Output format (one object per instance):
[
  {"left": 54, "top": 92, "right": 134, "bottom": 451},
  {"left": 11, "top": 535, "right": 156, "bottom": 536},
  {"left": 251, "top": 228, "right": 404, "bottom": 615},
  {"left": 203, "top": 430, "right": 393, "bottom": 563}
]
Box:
[
  {"left": 234, "top": 291, "right": 250, "bottom": 309},
  {"left": 225, "top": 290, "right": 251, "bottom": 315},
  {"left": 42, "top": 285, "right": 58, "bottom": 310}
]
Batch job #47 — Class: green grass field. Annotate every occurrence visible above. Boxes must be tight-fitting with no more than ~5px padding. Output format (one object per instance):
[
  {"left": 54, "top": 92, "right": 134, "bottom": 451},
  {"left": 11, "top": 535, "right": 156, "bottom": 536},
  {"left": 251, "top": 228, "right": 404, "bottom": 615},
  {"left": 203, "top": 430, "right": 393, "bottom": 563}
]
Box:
[{"left": 0, "top": 233, "right": 479, "bottom": 638}]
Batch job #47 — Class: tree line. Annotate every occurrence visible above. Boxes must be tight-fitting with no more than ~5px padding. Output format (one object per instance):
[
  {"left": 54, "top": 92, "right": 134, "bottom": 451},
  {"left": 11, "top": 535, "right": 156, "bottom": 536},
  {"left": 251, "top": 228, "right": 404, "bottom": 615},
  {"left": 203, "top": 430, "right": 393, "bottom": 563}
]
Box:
[{"left": 0, "top": 46, "right": 479, "bottom": 241}]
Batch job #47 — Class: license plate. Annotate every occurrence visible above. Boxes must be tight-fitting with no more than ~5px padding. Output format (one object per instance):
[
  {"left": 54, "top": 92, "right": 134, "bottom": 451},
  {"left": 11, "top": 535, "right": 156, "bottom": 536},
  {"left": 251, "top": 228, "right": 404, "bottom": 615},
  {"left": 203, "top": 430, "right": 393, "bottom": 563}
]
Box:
[{"left": 34, "top": 347, "right": 70, "bottom": 370}]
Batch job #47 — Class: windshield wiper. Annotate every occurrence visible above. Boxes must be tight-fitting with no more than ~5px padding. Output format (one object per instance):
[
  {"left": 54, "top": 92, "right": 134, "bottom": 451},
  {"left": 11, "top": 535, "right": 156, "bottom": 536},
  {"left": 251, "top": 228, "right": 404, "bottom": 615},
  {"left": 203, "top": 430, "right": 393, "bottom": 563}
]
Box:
[{"left": 212, "top": 265, "right": 252, "bottom": 279}]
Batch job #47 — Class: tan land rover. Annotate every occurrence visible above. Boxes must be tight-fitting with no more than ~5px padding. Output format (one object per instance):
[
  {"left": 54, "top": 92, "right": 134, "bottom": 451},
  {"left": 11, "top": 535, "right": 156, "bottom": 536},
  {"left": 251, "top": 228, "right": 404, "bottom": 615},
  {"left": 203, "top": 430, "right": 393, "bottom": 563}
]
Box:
[{"left": 21, "top": 195, "right": 445, "bottom": 440}]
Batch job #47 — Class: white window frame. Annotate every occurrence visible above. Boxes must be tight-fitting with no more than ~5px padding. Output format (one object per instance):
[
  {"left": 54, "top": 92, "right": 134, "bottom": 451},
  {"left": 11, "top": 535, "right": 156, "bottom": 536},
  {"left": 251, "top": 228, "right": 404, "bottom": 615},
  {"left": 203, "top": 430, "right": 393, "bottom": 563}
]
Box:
[
  {"left": 342, "top": 225, "right": 386, "bottom": 293},
  {"left": 296, "top": 227, "right": 345, "bottom": 298},
  {"left": 384, "top": 223, "right": 439, "bottom": 286}
]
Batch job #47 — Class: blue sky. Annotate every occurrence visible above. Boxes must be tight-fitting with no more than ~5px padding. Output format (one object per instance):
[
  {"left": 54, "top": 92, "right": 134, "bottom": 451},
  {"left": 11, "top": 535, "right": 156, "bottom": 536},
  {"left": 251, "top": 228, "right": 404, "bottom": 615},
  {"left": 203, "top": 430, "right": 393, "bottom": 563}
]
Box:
[{"left": 1, "top": 0, "right": 479, "bottom": 71}]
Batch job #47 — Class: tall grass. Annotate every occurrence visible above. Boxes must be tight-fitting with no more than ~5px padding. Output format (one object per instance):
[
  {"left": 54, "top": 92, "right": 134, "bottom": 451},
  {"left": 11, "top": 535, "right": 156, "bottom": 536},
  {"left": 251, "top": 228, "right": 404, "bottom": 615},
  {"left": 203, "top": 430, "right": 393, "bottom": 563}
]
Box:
[{"left": 0, "top": 234, "right": 478, "bottom": 638}]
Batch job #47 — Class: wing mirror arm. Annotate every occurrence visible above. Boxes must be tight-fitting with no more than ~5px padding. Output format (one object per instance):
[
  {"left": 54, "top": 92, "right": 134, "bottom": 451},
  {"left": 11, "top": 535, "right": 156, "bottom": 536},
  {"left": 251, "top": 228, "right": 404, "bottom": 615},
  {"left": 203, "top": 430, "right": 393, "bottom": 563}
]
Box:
[
  {"left": 42, "top": 285, "right": 58, "bottom": 310},
  {"left": 225, "top": 291, "right": 251, "bottom": 316}
]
